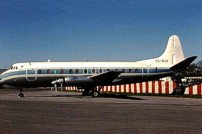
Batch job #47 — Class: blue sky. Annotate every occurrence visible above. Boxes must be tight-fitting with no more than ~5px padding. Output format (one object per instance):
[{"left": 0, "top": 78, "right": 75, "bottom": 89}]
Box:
[{"left": 0, "top": 0, "right": 202, "bottom": 68}]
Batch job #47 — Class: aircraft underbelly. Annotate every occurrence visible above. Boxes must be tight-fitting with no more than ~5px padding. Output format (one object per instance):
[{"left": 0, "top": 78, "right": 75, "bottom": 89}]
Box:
[
  {"left": 2, "top": 76, "right": 56, "bottom": 88},
  {"left": 2, "top": 72, "right": 172, "bottom": 88},
  {"left": 116, "top": 72, "right": 172, "bottom": 84}
]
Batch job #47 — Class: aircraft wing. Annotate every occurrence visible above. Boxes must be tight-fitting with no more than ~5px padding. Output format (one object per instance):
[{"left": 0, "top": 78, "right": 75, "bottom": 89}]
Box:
[
  {"left": 54, "top": 70, "right": 123, "bottom": 87},
  {"left": 89, "top": 70, "right": 122, "bottom": 84},
  {"left": 170, "top": 56, "right": 197, "bottom": 71}
]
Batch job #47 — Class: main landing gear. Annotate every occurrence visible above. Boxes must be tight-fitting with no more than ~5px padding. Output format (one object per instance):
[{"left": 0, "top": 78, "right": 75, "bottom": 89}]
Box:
[
  {"left": 171, "top": 73, "right": 186, "bottom": 95},
  {"left": 82, "top": 87, "right": 102, "bottom": 97},
  {"left": 18, "top": 89, "right": 24, "bottom": 98},
  {"left": 172, "top": 85, "right": 186, "bottom": 95},
  {"left": 171, "top": 75, "right": 186, "bottom": 95}
]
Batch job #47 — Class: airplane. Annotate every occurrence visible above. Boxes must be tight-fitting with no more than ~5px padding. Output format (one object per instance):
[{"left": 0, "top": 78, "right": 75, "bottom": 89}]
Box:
[{"left": 0, "top": 35, "right": 197, "bottom": 97}]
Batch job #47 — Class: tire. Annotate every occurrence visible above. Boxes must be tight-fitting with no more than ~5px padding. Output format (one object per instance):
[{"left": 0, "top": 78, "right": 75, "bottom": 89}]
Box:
[{"left": 92, "top": 91, "right": 100, "bottom": 97}]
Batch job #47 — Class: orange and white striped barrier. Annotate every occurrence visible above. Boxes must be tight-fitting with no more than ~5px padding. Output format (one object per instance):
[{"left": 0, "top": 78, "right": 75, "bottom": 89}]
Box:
[{"left": 65, "top": 81, "right": 202, "bottom": 95}]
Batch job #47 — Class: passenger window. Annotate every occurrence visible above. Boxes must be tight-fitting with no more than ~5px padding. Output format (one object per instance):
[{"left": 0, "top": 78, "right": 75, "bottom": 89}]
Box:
[
  {"left": 135, "top": 69, "right": 139, "bottom": 73},
  {"left": 60, "top": 69, "right": 64, "bottom": 74},
  {"left": 92, "top": 69, "right": 96, "bottom": 74},
  {"left": 84, "top": 69, "right": 88, "bottom": 74},
  {"left": 129, "top": 69, "right": 132, "bottom": 73},
  {"left": 99, "top": 69, "right": 102, "bottom": 73},
  {"left": 76, "top": 69, "right": 79, "bottom": 74},
  {"left": 38, "top": 69, "right": 42, "bottom": 74},
  {"left": 69, "top": 69, "right": 73, "bottom": 74},
  {"left": 122, "top": 69, "right": 125, "bottom": 73},
  {"left": 47, "top": 69, "right": 51, "bottom": 74}
]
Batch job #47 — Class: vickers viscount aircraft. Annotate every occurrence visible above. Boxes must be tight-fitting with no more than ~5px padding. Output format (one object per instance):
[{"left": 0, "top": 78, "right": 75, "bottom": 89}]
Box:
[{"left": 0, "top": 35, "right": 197, "bottom": 97}]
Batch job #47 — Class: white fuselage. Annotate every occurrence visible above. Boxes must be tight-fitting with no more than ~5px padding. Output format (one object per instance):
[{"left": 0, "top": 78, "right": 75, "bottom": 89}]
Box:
[{"left": 0, "top": 60, "right": 172, "bottom": 88}]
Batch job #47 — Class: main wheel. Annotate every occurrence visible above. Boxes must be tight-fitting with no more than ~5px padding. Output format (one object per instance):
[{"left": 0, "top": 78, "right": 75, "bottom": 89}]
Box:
[{"left": 92, "top": 91, "right": 100, "bottom": 97}]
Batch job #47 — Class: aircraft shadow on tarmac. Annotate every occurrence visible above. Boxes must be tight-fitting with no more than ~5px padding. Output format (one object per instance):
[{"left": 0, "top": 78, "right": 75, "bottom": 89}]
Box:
[
  {"left": 5, "top": 88, "right": 144, "bottom": 100},
  {"left": 99, "top": 93, "right": 145, "bottom": 100},
  {"left": 26, "top": 93, "right": 145, "bottom": 100}
]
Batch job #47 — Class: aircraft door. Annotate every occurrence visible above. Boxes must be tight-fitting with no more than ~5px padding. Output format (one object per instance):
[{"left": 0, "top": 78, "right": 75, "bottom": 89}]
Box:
[{"left": 26, "top": 68, "right": 37, "bottom": 81}]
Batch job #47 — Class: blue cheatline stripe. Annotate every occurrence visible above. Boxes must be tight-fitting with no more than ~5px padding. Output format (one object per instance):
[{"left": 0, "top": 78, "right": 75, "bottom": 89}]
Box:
[
  {"left": 1, "top": 71, "right": 26, "bottom": 79},
  {"left": 1, "top": 68, "right": 170, "bottom": 79}
]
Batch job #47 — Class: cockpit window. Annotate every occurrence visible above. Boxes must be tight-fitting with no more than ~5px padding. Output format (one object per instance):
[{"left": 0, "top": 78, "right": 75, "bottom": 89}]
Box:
[{"left": 10, "top": 65, "right": 19, "bottom": 70}]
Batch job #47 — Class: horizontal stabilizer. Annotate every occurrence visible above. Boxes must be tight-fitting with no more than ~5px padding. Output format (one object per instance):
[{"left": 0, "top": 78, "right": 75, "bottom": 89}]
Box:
[{"left": 170, "top": 56, "right": 197, "bottom": 71}]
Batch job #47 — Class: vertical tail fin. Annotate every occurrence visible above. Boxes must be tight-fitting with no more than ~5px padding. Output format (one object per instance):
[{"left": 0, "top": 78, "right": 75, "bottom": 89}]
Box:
[{"left": 159, "top": 35, "right": 185, "bottom": 66}]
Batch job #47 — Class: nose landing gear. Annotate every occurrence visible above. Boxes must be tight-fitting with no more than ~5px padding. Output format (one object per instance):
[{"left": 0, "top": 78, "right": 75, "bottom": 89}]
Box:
[{"left": 18, "top": 89, "right": 24, "bottom": 98}]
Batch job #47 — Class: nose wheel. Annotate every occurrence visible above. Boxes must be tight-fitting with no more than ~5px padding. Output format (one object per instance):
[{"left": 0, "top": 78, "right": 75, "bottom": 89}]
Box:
[{"left": 18, "top": 89, "right": 24, "bottom": 98}]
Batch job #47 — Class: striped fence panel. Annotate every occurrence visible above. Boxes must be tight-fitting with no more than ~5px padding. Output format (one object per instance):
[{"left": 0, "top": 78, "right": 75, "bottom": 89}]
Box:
[{"left": 65, "top": 81, "right": 202, "bottom": 95}]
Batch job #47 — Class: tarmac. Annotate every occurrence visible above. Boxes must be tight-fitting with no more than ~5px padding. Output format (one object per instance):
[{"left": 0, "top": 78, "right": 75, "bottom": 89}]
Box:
[{"left": 0, "top": 88, "right": 202, "bottom": 134}]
